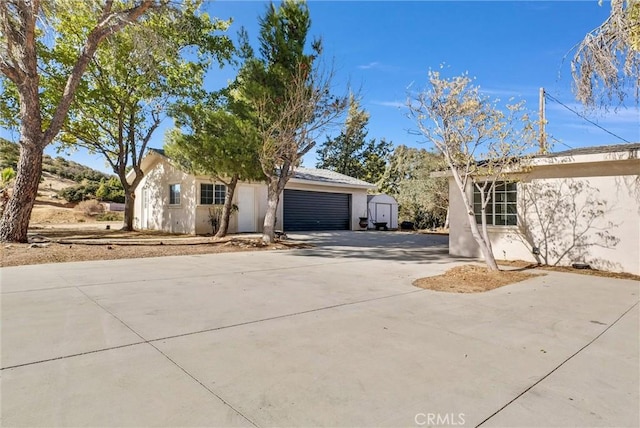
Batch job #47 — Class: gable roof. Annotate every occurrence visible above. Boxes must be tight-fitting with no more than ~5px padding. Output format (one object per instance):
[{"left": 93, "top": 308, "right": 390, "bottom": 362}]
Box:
[
  {"left": 148, "top": 147, "right": 165, "bottom": 156},
  {"left": 141, "top": 147, "right": 376, "bottom": 189},
  {"left": 291, "top": 167, "right": 376, "bottom": 189}
]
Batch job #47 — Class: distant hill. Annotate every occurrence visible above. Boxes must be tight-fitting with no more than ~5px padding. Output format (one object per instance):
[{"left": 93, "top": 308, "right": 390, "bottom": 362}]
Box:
[{"left": 0, "top": 138, "right": 112, "bottom": 183}]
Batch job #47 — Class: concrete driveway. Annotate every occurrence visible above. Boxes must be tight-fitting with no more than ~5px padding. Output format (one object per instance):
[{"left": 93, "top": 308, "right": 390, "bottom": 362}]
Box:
[{"left": 1, "top": 231, "right": 638, "bottom": 427}]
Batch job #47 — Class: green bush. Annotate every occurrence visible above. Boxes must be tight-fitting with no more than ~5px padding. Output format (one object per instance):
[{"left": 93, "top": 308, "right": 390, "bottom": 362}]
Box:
[
  {"left": 96, "top": 177, "right": 125, "bottom": 203},
  {"left": 58, "top": 181, "right": 100, "bottom": 202}
]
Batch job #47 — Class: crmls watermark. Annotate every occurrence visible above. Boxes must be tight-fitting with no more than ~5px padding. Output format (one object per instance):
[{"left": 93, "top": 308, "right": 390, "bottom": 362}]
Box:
[{"left": 415, "top": 412, "right": 466, "bottom": 426}]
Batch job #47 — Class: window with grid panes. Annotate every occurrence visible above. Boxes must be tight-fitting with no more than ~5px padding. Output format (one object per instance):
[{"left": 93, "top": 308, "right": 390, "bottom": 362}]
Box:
[
  {"left": 473, "top": 181, "right": 517, "bottom": 226},
  {"left": 200, "top": 183, "right": 214, "bottom": 204},
  {"left": 214, "top": 184, "right": 226, "bottom": 205}
]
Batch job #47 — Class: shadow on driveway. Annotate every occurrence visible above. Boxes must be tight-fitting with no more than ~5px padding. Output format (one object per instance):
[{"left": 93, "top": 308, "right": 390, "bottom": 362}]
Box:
[{"left": 285, "top": 231, "right": 471, "bottom": 264}]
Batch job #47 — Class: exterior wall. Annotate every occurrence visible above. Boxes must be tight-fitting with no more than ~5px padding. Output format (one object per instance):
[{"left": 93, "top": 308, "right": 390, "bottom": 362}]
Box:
[
  {"left": 254, "top": 184, "right": 269, "bottom": 232},
  {"left": 134, "top": 155, "right": 371, "bottom": 234},
  {"left": 351, "top": 192, "right": 369, "bottom": 230},
  {"left": 134, "top": 157, "right": 196, "bottom": 234},
  {"left": 193, "top": 177, "right": 239, "bottom": 235},
  {"left": 281, "top": 180, "right": 370, "bottom": 231},
  {"left": 448, "top": 158, "right": 640, "bottom": 274}
]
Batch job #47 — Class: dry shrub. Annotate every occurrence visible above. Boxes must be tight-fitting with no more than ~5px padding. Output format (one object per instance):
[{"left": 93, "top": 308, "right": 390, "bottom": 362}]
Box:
[{"left": 75, "top": 199, "right": 105, "bottom": 216}]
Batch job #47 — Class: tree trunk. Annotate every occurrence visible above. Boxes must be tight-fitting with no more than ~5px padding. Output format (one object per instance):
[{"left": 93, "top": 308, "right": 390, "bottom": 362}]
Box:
[
  {"left": 118, "top": 168, "right": 143, "bottom": 232},
  {"left": 262, "top": 179, "right": 282, "bottom": 244},
  {"left": 215, "top": 175, "right": 238, "bottom": 238},
  {"left": 449, "top": 167, "right": 500, "bottom": 271},
  {"left": 467, "top": 211, "right": 500, "bottom": 271},
  {"left": 0, "top": 142, "right": 43, "bottom": 242},
  {"left": 122, "top": 189, "right": 135, "bottom": 231}
]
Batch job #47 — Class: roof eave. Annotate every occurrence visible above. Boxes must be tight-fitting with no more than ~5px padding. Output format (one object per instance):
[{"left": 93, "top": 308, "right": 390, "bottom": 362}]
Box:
[{"left": 287, "top": 177, "right": 377, "bottom": 190}]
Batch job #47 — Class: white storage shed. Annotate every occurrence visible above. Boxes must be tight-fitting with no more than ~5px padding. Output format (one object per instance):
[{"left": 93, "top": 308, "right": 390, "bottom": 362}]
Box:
[{"left": 366, "top": 194, "right": 398, "bottom": 230}]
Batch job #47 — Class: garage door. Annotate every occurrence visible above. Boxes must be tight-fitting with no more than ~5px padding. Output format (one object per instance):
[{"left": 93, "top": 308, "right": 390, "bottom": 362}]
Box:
[{"left": 283, "top": 189, "right": 351, "bottom": 231}]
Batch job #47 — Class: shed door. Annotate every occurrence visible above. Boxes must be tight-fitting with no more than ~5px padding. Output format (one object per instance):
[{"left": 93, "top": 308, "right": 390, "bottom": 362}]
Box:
[
  {"left": 375, "top": 203, "right": 392, "bottom": 225},
  {"left": 284, "top": 189, "right": 351, "bottom": 231}
]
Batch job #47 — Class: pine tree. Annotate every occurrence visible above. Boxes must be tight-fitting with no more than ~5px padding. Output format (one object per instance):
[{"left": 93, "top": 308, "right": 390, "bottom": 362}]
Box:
[{"left": 316, "top": 94, "right": 391, "bottom": 184}]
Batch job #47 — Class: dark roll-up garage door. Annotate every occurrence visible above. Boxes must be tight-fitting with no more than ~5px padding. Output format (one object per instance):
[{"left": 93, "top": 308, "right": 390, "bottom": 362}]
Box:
[{"left": 283, "top": 189, "right": 351, "bottom": 231}]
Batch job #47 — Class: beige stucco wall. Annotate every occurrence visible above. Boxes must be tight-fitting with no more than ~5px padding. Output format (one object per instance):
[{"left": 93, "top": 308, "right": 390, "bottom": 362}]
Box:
[
  {"left": 134, "top": 154, "right": 371, "bottom": 234},
  {"left": 134, "top": 157, "right": 196, "bottom": 234},
  {"left": 449, "top": 157, "right": 640, "bottom": 274},
  {"left": 193, "top": 177, "right": 241, "bottom": 235}
]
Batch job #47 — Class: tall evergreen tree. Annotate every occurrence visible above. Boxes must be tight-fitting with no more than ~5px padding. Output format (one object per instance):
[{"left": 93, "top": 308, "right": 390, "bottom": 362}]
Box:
[
  {"left": 235, "top": 0, "right": 347, "bottom": 243},
  {"left": 317, "top": 94, "right": 369, "bottom": 178},
  {"left": 316, "top": 94, "right": 392, "bottom": 183},
  {"left": 316, "top": 94, "right": 391, "bottom": 184}
]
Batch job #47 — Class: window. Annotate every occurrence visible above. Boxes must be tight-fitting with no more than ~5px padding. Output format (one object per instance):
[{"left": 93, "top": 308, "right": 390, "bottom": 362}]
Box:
[
  {"left": 200, "top": 183, "right": 226, "bottom": 205},
  {"left": 473, "top": 181, "right": 517, "bottom": 226},
  {"left": 200, "top": 183, "right": 214, "bottom": 205},
  {"left": 169, "top": 184, "right": 181, "bottom": 205},
  {"left": 214, "top": 184, "right": 226, "bottom": 205}
]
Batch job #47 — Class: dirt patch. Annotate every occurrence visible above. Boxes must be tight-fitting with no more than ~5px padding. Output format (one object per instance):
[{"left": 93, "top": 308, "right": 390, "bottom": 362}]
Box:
[
  {"left": 26, "top": 227, "right": 185, "bottom": 241},
  {"left": 413, "top": 259, "right": 639, "bottom": 294},
  {"left": 28, "top": 172, "right": 108, "bottom": 224},
  {"left": 497, "top": 260, "right": 640, "bottom": 281},
  {"left": 413, "top": 264, "right": 539, "bottom": 293},
  {"left": 40, "top": 171, "right": 76, "bottom": 192},
  {"left": 1, "top": 236, "right": 311, "bottom": 267},
  {"left": 29, "top": 205, "right": 89, "bottom": 224}
]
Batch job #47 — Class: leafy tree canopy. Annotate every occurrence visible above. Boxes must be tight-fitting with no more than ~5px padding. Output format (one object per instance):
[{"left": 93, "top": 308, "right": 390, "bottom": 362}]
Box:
[
  {"left": 378, "top": 145, "right": 448, "bottom": 228},
  {"left": 166, "top": 97, "right": 264, "bottom": 183},
  {"left": 12, "top": 0, "right": 236, "bottom": 231}
]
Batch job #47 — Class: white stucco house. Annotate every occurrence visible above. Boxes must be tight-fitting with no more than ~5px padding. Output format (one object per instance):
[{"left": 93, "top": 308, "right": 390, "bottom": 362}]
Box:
[
  {"left": 131, "top": 149, "right": 376, "bottom": 235},
  {"left": 448, "top": 143, "right": 640, "bottom": 275}
]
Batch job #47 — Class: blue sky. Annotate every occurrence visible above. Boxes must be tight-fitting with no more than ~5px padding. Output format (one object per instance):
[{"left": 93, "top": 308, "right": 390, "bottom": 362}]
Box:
[{"left": 3, "top": 1, "right": 639, "bottom": 173}]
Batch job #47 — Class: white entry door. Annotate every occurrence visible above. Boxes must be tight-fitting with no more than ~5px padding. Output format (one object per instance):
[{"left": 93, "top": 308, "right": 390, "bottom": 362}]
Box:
[
  {"left": 237, "top": 185, "right": 256, "bottom": 232},
  {"left": 376, "top": 203, "right": 392, "bottom": 225}
]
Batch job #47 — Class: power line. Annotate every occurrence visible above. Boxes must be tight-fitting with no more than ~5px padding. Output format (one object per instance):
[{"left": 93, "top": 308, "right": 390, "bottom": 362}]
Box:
[
  {"left": 543, "top": 92, "right": 631, "bottom": 144},
  {"left": 547, "top": 134, "right": 573, "bottom": 151}
]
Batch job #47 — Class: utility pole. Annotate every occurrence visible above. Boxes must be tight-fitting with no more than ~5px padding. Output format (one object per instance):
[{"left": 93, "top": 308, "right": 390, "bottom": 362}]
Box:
[{"left": 539, "top": 87, "right": 546, "bottom": 153}]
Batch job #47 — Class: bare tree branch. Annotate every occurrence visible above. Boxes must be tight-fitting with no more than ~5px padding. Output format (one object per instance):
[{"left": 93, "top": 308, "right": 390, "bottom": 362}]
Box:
[
  {"left": 408, "top": 71, "right": 537, "bottom": 270},
  {"left": 570, "top": 0, "right": 640, "bottom": 108}
]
